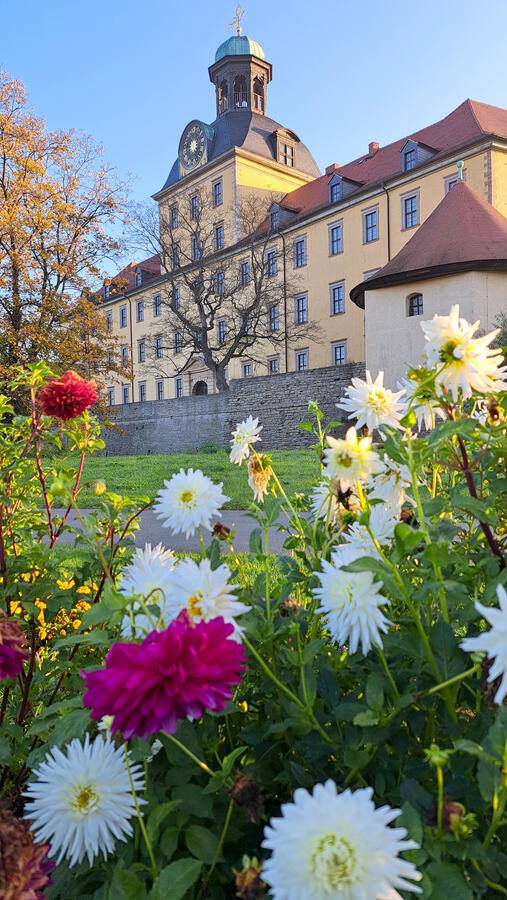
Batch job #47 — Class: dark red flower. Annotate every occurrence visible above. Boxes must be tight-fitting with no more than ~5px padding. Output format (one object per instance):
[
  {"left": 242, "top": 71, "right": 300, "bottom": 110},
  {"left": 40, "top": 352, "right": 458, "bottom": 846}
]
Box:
[
  {"left": 82, "top": 611, "right": 246, "bottom": 740},
  {"left": 0, "top": 809, "right": 54, "bottom": 899},
  {"left": 0, "top": 612, "right": 27, "bottom": 680},
  {"left": 38, "top": 370, "right": 98, "bottom": 420}
]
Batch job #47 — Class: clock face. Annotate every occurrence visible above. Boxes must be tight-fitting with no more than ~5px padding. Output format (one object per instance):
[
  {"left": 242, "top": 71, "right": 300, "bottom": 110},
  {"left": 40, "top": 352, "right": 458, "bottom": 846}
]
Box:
[{"left": 179, "top": 122, "right": 206, "bottom": 171}]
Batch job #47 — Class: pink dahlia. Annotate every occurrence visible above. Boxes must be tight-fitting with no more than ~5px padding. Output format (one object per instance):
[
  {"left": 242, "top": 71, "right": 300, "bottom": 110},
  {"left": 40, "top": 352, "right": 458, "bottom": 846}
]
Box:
[
  {"left": 0, "top": 810, "right": 54, "bottom": 899},
  {"left": 82, "top": 611, "right": 246, "bottom": 740},
  {"left": 0, "top": 612, "right": 27, "bottom": 680},
  {"left": 38, "top": 370, "right": 98, "bottom": 420}
]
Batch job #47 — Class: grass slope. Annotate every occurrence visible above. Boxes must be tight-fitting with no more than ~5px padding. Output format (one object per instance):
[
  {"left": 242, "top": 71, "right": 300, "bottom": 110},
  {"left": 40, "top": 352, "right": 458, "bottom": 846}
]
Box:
[{"left": 71, "top": 448, "right": 320, "bottom": 508}]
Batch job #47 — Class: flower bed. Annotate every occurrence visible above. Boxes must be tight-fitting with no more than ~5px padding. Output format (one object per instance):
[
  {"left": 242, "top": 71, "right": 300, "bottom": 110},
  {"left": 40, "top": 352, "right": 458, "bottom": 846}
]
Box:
[{"left": 0, "top": 305, "right": 506, "bottom": 899}]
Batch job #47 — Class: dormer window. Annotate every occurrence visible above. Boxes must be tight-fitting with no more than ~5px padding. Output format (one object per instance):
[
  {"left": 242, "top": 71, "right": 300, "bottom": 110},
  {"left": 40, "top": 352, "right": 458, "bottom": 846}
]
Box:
[
  {"left": 404, "top": 148, "right": 416, "bottom": 171},
  {"left": 103, "top": 284, "right": 110, "bottom": 300},
  {"left": 279, "top": 142, "right": 294, "bottom": 167},
  {"left": 329, "top": 174, "right": 342, "bottom": 204},
  {"left": 269, "top": 207, "right": 279, "bottom": 231},
  {"left": 135, "top": 268, "right": 142, "bottom": 287}
]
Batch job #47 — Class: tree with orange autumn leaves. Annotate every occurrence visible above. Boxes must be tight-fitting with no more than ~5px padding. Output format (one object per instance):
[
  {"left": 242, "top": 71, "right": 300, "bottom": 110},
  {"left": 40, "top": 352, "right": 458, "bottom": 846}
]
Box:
[{"left": 0, "top": 70, "right": 129, "bottom": 396}]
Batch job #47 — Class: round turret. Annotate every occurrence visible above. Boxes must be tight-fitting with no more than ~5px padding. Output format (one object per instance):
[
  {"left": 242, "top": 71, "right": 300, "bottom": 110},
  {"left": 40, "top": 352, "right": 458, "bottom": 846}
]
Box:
[{"left": 215, "top": 35, "right": 265, "bottom": 62}]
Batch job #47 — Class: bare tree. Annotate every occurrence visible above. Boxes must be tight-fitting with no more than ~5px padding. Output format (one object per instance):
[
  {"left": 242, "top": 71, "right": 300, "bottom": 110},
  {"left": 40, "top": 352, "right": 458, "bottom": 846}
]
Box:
[{"left": 130, "top": 191, "right": 322, "bottom": 392}]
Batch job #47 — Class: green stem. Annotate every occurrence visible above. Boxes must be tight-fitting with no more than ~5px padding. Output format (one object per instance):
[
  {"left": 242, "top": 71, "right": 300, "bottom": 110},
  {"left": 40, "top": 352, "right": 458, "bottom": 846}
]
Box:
[
  {"left": 71, "top": 496, "right": 114, "bottom": 584},
  {"left": 377, "top": 647, "right": 400, "bottom": 699},
  {"left": 264, "top": 525, "right": 271, "bottom": 620},
  {"left": 406, "top": 434, "right": 449, "bottom": 623},
  {"left": 124, "top": 744, "right": 157, "bottom": 880},
  {"left": 437, "top": 765, "right": 444, "bottom": 835},
  {"left": 482, "top": 783, "right": 507, "bottom": 849},
  {"left": 420, "top": 664, "right": 480, "bottom": 698},
  {"left": 472, "top": 860, "right": 507, "bottom": 895},
  {"left": 206, "top": 797, "right": 234, "bottom": 881},
  {"left": 243, "top": 635, "right": 333, "bottom": 747},
  {"left": 197, "top": 526, "right": 206, "bottom": 560},
  {"left": 225, "top": 538, "right": 249, "bottom": 589},
  {"left": 163, "top": 732, "right": 217, "bottom": 778}
]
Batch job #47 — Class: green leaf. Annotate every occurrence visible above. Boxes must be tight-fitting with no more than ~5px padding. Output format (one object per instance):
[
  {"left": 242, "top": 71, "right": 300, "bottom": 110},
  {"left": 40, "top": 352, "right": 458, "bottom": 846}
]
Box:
[
  {"left": 221, "top": 745, "right": 248, "bottom": 777},
  {"left": 365, "top": 674, "right": 384, "bottom": 712},
  {"left": 149, "top": 858, "right": 202, "bottom": 900},
  {"left": 159, "top": 825, "right": 179, "bottom": 862},
  {"left": 426, "top": 862, "right": 473, "bottom": 899},
  {"left": 147, "top": 801, "right": 181, "bottom": 844},
  {"left": 353, "top": 709, "right": 379, "bottom": 727},
  {"left": 298, "top": 422, "right": 314, "bottom": 433},
  {"left": 185, "top": 824, "right": 219, "bottom": 864},
  {"left": 52, "top": 630, "right": 111, "bottom": 650},
  {"left": 249, "top": 528, "right": 262, "bottom": 556},
  {"left": 205, "top": 538, "right": 221, "bottom": 570},
  {"left": 107, "top": 866, "right": 145, "bottom": 900},
  {"left": 394, "top": 521, "right": 422, "bottom": 551}
]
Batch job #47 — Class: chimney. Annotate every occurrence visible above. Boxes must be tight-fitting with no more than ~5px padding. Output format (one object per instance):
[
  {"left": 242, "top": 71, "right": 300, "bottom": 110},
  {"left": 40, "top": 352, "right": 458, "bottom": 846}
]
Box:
[
  {"left": 325, "top": 163, "right": 340, "bottom": 175},
  {"left": 369, "top": 142, "right": 379, "bottom": 156}
]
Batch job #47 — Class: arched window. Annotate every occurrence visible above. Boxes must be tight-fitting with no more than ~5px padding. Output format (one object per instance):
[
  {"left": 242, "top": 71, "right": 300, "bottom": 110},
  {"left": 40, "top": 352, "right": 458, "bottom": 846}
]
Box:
[
  {"left": 253, "top": 77, "right": 264, "bottom": 112},
  {"left": 407, "top": 293, "right": 423, "bottom": 317},
  {"left": 233, "top": 76, "right": 248, "bottom": 108},
  {"left": 218, "top": 80, "right": 228, "bottom": 114}
]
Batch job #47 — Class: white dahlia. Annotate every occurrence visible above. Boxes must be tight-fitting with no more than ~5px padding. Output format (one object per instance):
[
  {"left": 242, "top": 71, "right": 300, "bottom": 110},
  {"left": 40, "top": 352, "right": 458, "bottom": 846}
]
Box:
[
  {"left": 230, "top": 415, "right": 263, "bottom": 465},
  {"left": 154, "top": 468, "right": 229, "bottom": 538},
  {"left": 314, "top": 561, "right": 391, "bottom": 654},
  {"left": 166, "top": 557, "right": 249, "bottom": 639},
  {"left": 24, "top": 735, "right": 145, "bottom": 867},
  {"left": 337, "top": 370, "right": 407, "bottom": 431},
  {"left": 397, "top": 377, "right": 444, "bottom": 432},
  {"left": 461, "top": 584, "right": 507, "bottom": 705},
  {"left": 342, "top": 504, "right": 399, "bottom": 562},
  {"left": 119, "top": 543, "right": 179, "bottom": 638},
  {"left": 323, "top": 427, "right": 384, "bottom": 490},
  {"left": 421, "top": 305, "right": 507, "bottom": 401},
  {"left": 367, "top": 455, "right": 413, "bottom": 516},
  {"left": 262, "top": 780, "right": 422, "bottom": 900},
  {"left": 310, "top": 480, "right": 341, "bottom": 526}
]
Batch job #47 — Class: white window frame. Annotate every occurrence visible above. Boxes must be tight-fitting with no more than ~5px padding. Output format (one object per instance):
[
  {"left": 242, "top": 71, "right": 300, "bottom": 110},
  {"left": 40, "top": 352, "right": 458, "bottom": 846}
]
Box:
[
  {"left": 121, "top": 345, "right": 129, "bottom": 367},
  {"left": 401, "top": 188, "right": 420, "bottom": 230},
  {"left": 362, "top": 205, "right": 379, "bottom": 244},
  {"left": 170, "top": 205, "right": 178, "bottom": 229},
  {"left": 293, "top": 235, "right": 307, "bottom": 268},
  {"left": 119, "top": 304, "right": 127, "bottom": 328},
  {"left": 294, "top": 293, "right": 308, "bottom": 325},
  {"left": 332, "top": 340, "right": 347, "bottom": 366},
  {"left": 174, "top": 331, "right": 182, "bottom": 354},
  {"left": 295, "top": 349, "right": 309, "bottom": 371},
  {"left": 153, "top": 294, "right": 161, "bottom": 316},
  {"left": 330, "top": 281, "right": 345, "bottom": 316},
  {"left": 136, "top": 299, "right": 144, "bottom": 322},
  {"left": 268, "top": 304, "right": 279, "bottom": 331},
  {"left": 266, "top": 248, "right": 277, "bottom": 277},
  {"left": 122, "top": 384, "right": 130, "bottom": 404},
  {"left": 156, "top": 380, "right": 164, "bottom": 401},
  {"left": 214, "top": 222, "right": 224, "bottom": 250},
  {"left": 217, "top": 318, "right": 227, "bottom": 344},
  {"left": 138, "top": 341, "right": 145, "bottom": 363},
  {"left": 212, "top": 179, "right": 223, "bottom": 207},
  {"left": 444, "top": 170, "right": 466, "bottom": 194},
  {"left": 105, "top": 310, "right": 112, "bottom": 331},
  {"left": 107, "top": 387, "right": 115, "bottom": 407},
  {"left": 240, "top": 259, "right": 250, "bottom": 286},
  {"left": 328, "top": 220, "right": 343, "bottom": 256},
  {"left": 268, "top": 355, "right": 279, "bottom": 375},
  {"left": 155, "top": 336, "right": 163, "bottom": 359},
  {"left": 242, "top": 362, "right": 252, "bottom": 377},
  {"left": 175, "top": 376, "right": 183, "bottom": 398}
]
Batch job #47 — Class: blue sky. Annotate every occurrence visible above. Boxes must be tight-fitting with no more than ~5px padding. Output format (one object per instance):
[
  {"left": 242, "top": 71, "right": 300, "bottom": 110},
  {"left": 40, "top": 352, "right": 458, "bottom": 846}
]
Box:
[{"left": 2, "top": 0, "right": 506, "bottom": 210}]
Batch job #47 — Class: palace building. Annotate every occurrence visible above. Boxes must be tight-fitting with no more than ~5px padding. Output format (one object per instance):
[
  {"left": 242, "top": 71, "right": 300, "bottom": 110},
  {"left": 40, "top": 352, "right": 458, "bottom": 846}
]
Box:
[{"left": 102, "top": 26, "right": 507, "bottom": 406}]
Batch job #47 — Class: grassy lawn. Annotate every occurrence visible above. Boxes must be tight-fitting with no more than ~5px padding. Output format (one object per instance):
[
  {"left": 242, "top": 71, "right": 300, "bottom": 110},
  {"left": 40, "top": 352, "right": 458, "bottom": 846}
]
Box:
[{"left": 69, "top": 448, "right": 320, "bottom": 508}]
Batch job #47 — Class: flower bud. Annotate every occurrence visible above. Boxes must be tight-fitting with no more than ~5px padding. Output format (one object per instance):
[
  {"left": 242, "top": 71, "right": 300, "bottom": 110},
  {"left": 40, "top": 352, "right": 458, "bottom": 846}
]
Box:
[
  {"left": 94, "top": 480, "right": 107, "bottom": 496},
  {"left": 424, "top": 743, "right": 452, "bottom": 768}
]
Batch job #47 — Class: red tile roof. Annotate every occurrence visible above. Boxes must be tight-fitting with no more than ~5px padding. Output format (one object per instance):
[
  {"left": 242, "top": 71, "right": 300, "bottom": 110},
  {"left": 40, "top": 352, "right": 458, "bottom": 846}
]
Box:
[
  {"left": 350, "top": 181, "right": 507, "bottom": 307},
  {"left": 106, "top": 255, "right": 161, "bottom": 296},
  {"left": 273, "top": 99, "right": 507, "bottom": 226}
]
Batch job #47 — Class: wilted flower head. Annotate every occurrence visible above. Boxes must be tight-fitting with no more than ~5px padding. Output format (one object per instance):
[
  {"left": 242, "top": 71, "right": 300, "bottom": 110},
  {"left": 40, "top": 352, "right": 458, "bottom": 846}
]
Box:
[
  {"left": 421, "top": 305, "right": 507, "bottom": 401},
  {"left": 247, "top": 453, "right": 273, "bottom": 503},
  {"left": 119, "top": 543, "right": 179, "bottom": 638},
  {"left": 0, "top": 809, "right": 54, "bottom": 899},
  {"left": 0, "top": 611, "right": 27, "bottom": 680},
  {"left": 24, "top": 735, "right": 144, "bottom": 867},
  {"left": 38, "top": 370, "right": 98, "bottom": 420},
  {"left": 83, "top": 610, "right": 246, "bottom": 740},
  {"left": 154, "top": 468, "right": 229, "bottom": 538},
  {"left": 309, "top": 479, "right": 341, "bottom": 526},
  {"left": 230, "top": 416, "right": 263, "bottom": 465},
  {"left": 167, "top": 557, "right": 249, "bottom": 639},
  {"left": 323, "top": 427, "right": 383, "bottom": 490},
  {"left": 262, "top": 780, "right": 422, "bottom": 900},
  {"left": 460, "top": 584, "right": 507, "bottom": 705},
  {"left": 314, "top": 560, "right": 391, "bottom": 655},
  {"left": 337, "top": 370, "right": 407, "bottom": 431}
]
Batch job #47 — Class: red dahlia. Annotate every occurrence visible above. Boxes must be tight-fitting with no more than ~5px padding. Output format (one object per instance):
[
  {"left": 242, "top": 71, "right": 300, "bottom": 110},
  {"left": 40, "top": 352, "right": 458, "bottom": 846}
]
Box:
[
  {"left": 38, "top": 370, "right": 98, "bottom": 420},
  {"left": 82, "top": 610, "right": 246, "bottom": 740},
  {"left": 0, "top": 612, "right": 27, "bottom": 680}
]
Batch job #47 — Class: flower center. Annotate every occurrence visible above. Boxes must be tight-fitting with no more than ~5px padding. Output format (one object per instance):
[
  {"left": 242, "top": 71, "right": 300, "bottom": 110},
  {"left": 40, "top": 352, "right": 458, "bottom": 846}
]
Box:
[
  {"left": 309, "top": 833, "right": 357, "bottom": 888},
  {"left": 188, "top": 592, "right": 203, "bottom": 617},
  {"left": 335, "top": 451, "right": 352, "bottom": 469},
  {"left": 439, "top": 340, "right": 461, "bottom": 365},
  {"left": 180, "top": 490, "right": 194, "bottom": 503},
  {"left": 368, "top": 389, "right": 391, "bottom": 413},
  {"left": 71, "top": 783, "right": 99, "bottom": 814}
]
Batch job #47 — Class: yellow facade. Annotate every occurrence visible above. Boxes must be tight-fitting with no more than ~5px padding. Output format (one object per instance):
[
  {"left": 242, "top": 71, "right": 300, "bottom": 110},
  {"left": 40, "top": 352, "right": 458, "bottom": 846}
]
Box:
[{"left": 101, "top": 36, "right": 507, "bottom": 406}]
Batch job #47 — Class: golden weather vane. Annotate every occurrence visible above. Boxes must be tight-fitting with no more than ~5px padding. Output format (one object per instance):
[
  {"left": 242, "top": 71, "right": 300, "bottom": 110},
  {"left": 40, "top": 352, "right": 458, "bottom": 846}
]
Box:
[{"left": 229, "top": 5, "right": 245, "bottom": 36}]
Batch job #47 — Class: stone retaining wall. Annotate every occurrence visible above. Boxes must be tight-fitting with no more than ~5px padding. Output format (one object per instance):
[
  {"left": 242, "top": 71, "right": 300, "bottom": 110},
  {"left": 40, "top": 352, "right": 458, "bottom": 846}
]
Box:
[{"left": 103, "top": 363, "right": 365, "bottom": 455}]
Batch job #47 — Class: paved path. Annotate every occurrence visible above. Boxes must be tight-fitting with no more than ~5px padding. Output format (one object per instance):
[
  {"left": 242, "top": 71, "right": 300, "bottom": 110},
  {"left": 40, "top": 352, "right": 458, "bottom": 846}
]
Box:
[{"left": 54, "top": 508, "right": 289, "bottom": 554}]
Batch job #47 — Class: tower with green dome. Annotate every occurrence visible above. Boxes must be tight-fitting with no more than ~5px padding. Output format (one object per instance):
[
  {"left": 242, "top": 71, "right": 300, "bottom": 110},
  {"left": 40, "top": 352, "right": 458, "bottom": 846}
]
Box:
[{"left": 208, "top": 29, "right": 272, "bottom": 118}]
